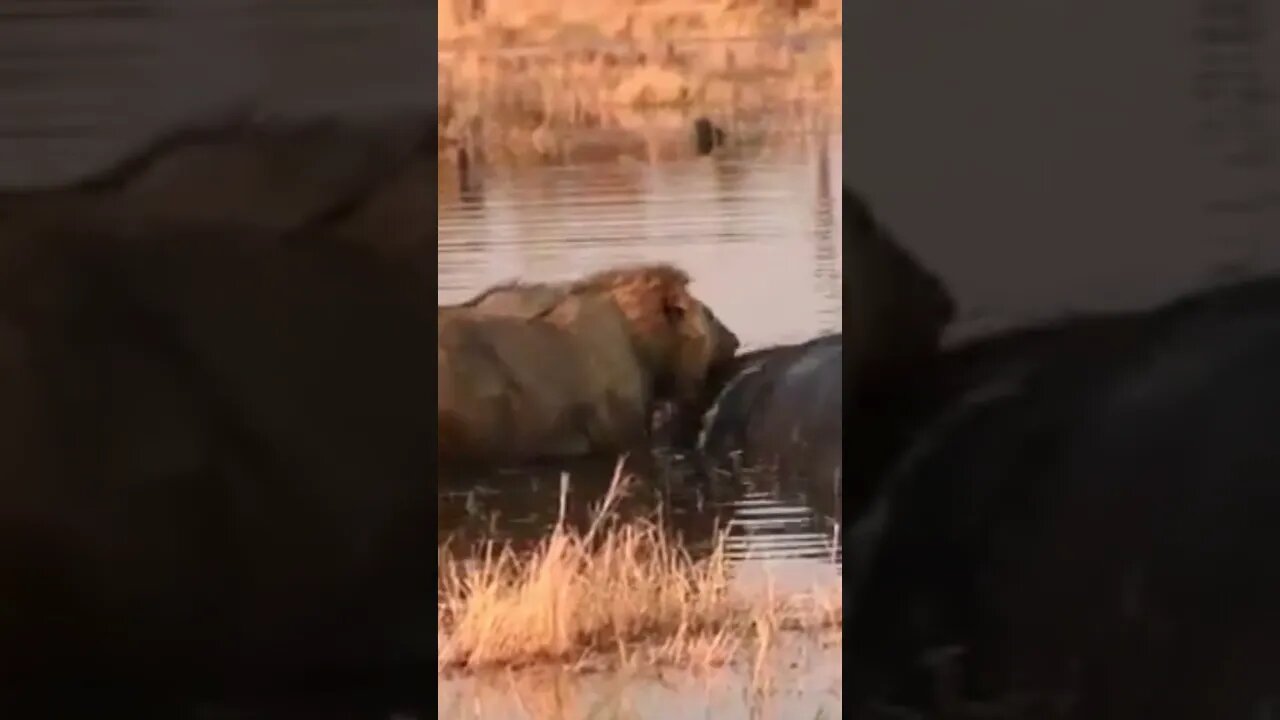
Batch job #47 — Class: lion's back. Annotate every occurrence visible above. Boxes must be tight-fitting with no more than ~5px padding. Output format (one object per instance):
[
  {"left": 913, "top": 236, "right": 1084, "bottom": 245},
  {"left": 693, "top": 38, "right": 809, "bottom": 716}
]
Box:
[
  {"left": 438, "top": 296, "right": 658, "bottom": 463},
  {"left": 438, "top": 311, "right": 595, "bottom": 461}
]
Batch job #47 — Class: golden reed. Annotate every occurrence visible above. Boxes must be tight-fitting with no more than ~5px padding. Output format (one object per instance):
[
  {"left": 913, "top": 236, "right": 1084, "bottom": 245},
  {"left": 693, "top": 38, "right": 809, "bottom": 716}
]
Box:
[
  {"left": 437, "top": 0, "right": 841, "bottom": 164},
  {"left": 438, "top": 459, "right": 842, "bottom": 675}
]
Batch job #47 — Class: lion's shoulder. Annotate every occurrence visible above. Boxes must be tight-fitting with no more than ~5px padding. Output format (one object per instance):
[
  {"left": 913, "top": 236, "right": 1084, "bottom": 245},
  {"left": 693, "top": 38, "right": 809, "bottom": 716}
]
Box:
[{"left": 454, "top": 279, "right": 569, "bottom": 319}]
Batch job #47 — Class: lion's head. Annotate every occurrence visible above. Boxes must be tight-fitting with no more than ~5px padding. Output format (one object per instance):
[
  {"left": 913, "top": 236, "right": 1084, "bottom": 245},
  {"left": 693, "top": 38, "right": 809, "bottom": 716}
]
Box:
[{"left": 565, "top": 264, "right": 740, "bottom": 403}]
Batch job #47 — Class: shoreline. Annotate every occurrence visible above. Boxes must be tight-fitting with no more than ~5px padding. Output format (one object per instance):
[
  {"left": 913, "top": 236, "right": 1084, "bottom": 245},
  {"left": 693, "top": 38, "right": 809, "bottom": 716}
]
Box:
[{"left": 437, "top": 0, "right": 840, "bottom": 163}]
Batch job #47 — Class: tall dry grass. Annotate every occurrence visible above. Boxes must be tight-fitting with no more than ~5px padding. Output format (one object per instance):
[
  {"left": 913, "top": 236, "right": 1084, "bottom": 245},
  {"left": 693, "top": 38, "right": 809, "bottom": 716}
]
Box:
[
  {"left": 438, "top": 458, "right": 842, "bottom": 675},
  {"left": 437, "top": 0, "right": 840, "bottom": 163}
]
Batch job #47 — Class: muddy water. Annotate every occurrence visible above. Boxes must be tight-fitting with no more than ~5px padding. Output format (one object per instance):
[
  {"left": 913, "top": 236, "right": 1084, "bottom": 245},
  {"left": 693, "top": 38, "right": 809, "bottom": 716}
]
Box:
[{"left": 438, "top": 132, "right": 844, "bottom": 600}]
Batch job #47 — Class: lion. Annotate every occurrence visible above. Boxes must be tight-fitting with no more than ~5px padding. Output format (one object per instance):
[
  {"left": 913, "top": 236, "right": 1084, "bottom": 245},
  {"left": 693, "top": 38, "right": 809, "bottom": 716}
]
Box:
[
  {"left": 0, "top": 214, "right": 436, "bottom": 705},
  {"left": 0, "top": 110, "right": 436, "bottom": 280},
  {"left": 445, "top": 278, "right": 572, "bottom": 318},
  {"left": 74, "top": 111, "right": 430, "bottom": 228},
  {"left": 438, "top": 264, "right": 740, "bottom": 464},
  {"left": 291, "top": 148, "right": 434, "bottom": 280}
]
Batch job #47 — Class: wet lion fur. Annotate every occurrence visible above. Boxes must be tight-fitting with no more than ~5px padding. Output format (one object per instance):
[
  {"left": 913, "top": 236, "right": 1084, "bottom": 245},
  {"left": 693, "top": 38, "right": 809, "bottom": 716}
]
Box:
[
  {"left": 439, "top": 264, "right": 740, "bottom": 464},
  {"left": 0, "top": 215, "right": 433, "bottom": 703}
]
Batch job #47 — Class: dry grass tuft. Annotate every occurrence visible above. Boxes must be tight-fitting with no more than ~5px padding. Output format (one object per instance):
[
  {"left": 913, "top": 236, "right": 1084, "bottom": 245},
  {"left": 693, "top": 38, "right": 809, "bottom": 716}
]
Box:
[{"left": 438, "top": 458, "right": 842, "bottom": 674}]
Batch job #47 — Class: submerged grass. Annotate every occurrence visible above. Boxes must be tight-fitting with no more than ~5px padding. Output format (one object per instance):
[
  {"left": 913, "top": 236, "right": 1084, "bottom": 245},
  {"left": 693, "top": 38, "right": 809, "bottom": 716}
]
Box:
[{"left": 438, "top": 458, "right": 842, "bottom": 675}]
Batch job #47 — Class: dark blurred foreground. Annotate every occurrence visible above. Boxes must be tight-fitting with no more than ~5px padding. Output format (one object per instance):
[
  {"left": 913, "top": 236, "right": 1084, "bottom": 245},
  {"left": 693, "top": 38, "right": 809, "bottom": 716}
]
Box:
[
  {"left": 0, "top": 113, "right": 438, "bottom": 717},
  {"left": 691, "top": 181, "right": 1280, "bottom": 716}
]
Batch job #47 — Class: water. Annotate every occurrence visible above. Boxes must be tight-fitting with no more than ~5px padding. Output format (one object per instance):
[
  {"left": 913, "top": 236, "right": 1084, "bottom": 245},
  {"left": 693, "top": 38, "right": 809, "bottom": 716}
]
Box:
[
  {"left": 437, "top": 131, "right": 844, "bottom": 595},
  {"left": 439, "top": 639, "right": 842, "bottom": 720},
  {"left": 438, "top": 134, "right": 844, "bottom": 352}
]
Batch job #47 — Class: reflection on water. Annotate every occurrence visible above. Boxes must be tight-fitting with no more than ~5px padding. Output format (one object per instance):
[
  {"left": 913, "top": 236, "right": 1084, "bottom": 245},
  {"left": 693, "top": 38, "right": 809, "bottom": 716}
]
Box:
[
  {"left": 438, "top": 133, "right": 843, "bottom": 593},
  {"left": 439, "top": 134, "right": 843, "bottom": 351},
  {"left": 439, "top": 639, "right": 841, "bottom": 720},
  {"left": 722, "top": 484, "right": 842, "bottom": 597}
]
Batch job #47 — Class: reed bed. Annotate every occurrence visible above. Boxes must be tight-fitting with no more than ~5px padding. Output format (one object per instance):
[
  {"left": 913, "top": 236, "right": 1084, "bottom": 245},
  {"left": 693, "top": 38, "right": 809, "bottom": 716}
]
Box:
[
  {"left": 437, "top": 0, "right": 841, "bottom": 163},
  {"left": 438, "top": 459, "right": 843, "bottom": 676}
]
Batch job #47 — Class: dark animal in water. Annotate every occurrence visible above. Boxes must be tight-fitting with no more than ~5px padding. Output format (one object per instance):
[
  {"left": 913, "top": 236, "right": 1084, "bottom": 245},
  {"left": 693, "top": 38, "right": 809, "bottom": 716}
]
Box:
[
  {"left": 0, "top": 216, "right": 433, "bottom": 715},
  {"left": 683, "top": 184, "right": 953, "bottom": 519},
  {"left": 847, "top": 275, "right": 1280, "bottom": 719},
  {"left": 696, "top": 334, "right": 843, "bottom": 517},
  {"left": 692, "top": 117, "right": 727, "bottom": 156}
]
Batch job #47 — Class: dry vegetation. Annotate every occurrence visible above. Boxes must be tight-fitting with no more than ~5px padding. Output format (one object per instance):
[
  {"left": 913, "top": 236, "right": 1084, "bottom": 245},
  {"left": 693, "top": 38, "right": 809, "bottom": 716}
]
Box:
[
  {"left": 437, "top": 460, "right": 843, "bottom": 677},
  {"left": 437, "top": 0, "right": 841, "bottom": 163}
]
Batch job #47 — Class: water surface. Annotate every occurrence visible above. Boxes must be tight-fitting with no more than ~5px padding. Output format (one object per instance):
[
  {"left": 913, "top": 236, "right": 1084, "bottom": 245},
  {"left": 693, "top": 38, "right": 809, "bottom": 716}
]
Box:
[
  {"left": 437, "top": 132, "right": 844, "bottom": 595},
  {"left": 439, "top": 638, "right": 841, "bottom": 720},
  {"left": 439, "top": 134, "right": 844, "bottom": 351}
]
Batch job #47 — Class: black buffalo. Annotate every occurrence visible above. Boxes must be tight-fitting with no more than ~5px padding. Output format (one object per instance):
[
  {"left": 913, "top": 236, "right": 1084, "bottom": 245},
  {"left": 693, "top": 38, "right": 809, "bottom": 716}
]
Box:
[
  {"left": 847, "top": 276, "right": 1280, "bottom": 719},
  {"left": 695, "top": 333, "right": 844, "bottom": 517},
  {"left": 685, "top": 185, "right": 954, "bottom": 517}
]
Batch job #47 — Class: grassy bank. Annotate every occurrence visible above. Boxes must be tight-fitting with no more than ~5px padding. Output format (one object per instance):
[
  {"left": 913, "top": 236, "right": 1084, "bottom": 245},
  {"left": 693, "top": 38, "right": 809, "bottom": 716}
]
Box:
[
  {"left": 437, "top": 0, "right": 840, "bottom": 163},
  {"left": 438, "top": 460, "right": 842, "bottom": 677}
]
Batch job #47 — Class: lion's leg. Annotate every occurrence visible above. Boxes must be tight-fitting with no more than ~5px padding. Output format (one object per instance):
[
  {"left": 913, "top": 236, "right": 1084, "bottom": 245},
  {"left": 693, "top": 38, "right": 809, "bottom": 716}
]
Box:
[
  {"left": 530, "top": 403, "right": 596, "bottom": 459},
  {"left": 583, "top": 391, "right": 651, "bottom": 455},
  {"left": 541, "top": 429, "right": 594, "bottom": 459}
]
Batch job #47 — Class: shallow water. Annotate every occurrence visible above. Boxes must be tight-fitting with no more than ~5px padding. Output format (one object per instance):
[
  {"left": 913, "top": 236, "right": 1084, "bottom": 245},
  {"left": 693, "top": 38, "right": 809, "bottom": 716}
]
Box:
[
  {"left": 438, "top": 132, "right": 844, "bottom": 598},
  {"left": 439, "top": 638, "right": 841, "bottom": 720},
  {"left": 438, "top": 133, "right": 844, "bottom": 351}
]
